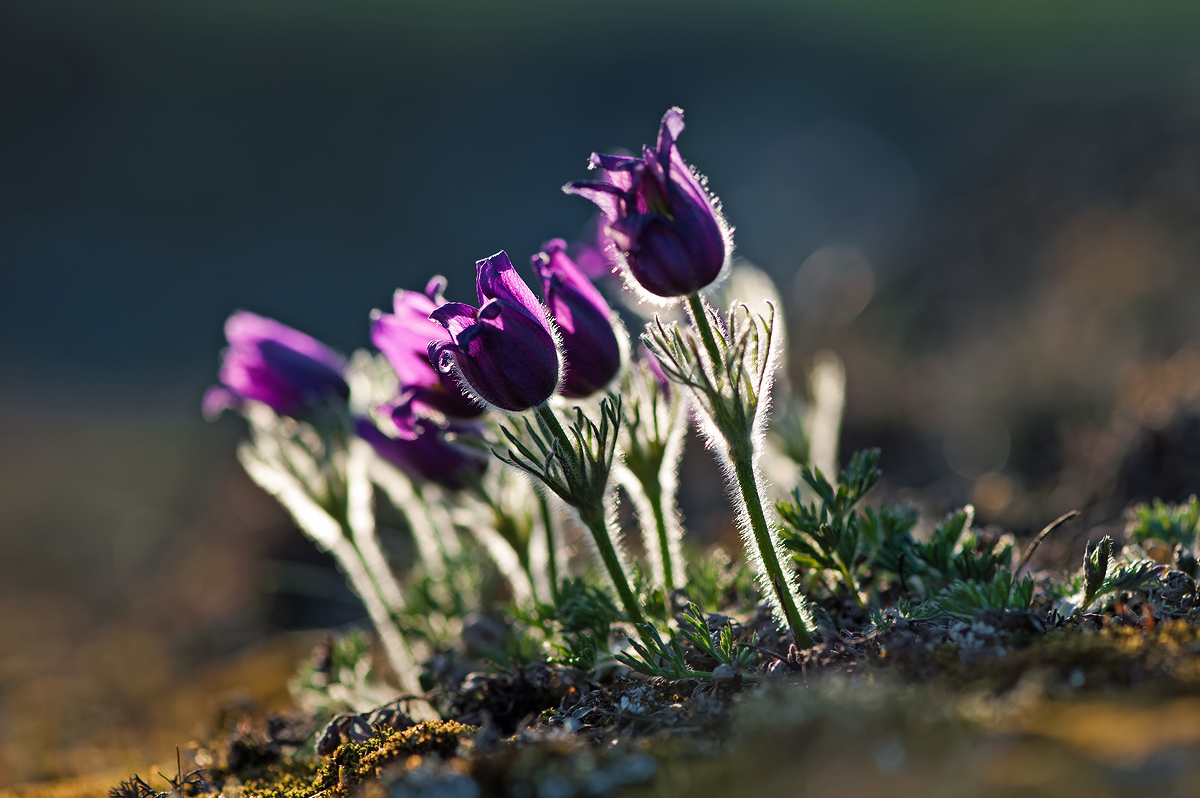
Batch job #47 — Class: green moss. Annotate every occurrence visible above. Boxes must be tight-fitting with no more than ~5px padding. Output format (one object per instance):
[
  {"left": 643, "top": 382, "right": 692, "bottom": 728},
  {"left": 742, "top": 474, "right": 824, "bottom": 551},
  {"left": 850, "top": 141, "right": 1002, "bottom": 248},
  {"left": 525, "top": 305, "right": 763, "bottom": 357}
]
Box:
[
  {"left": 313, "top": 721, "right": 477, "bottom": 794},
  {"left": 240, "top": 759, "right": 321, "bottom": 798},
  {"left": 238, "top": 721, "right": 477, "bottom": 798}
]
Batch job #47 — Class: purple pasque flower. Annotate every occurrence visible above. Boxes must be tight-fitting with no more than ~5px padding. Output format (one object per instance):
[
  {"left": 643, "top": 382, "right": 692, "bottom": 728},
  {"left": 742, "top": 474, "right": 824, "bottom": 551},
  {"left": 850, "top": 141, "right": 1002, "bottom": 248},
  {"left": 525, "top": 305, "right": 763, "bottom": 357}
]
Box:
[
  {"left": 532, "top": 239, "right": 623, "bottom": 398},
  {"left": 356, "top": 413, "right": 487, "bottom": 491},
  {"left": 203, "top": 311, "right": 349, "bottom": 419},
  {"left": 428, "top": 251, "right": 561, "bottom": 412},
  {"left": 565, "top": 107, "right": 730, "bottom": 300},
  {"left": 371, "top": 278, "right": 484, "bottom": 419}
]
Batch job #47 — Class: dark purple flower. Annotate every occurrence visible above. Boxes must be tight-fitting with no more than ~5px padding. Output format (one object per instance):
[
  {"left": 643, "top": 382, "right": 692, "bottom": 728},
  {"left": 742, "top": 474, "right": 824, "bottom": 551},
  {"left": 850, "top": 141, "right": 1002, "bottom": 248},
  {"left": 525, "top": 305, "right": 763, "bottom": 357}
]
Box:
[
  {"left": 203, "top": 311, "right": 349, "bottom": 419},
  {"left": 565, "top": 107, "right": 729, "bottom": 299},
  {"left": 371, "top": 278, "right": 484, "bottom": 419},
  {"left": 428, "top": 251, "right": 561, "bottom": 412},
  {"left": 356, "top": 415, "right": 487, "bottom": 491},
  {"left": 532, "top": 239, "right": 623, "bottom": 398}
]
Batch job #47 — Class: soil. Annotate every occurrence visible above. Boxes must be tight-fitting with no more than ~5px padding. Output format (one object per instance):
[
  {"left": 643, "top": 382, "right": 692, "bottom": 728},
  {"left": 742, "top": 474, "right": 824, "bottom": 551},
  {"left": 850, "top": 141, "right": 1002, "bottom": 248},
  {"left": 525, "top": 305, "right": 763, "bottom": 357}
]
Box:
[{"left": 72, "top": 598, "right": 1200, "bottom": 798}]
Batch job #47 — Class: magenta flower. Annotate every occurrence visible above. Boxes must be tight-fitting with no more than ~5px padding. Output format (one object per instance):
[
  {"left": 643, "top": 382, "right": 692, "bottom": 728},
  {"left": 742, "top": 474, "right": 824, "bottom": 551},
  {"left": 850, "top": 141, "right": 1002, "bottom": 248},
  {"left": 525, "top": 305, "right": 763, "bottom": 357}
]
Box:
[
  {"left": 371, "top": 278, "right": 484, "bottom": 419},
  {"left": 532, "top": 239, "right": 623, "bottom": 398},
  {"left": 565, "top": 107, "right": 729, "bottom": 299},
  {"left": 203, "top": 311, "right": 349, "bottom": 419},
  {"left": 428, "top": 252, "right": 561, "bottom": 412},
  {"left": 356, "top": 415, "right": 486, "bottom": 491}
]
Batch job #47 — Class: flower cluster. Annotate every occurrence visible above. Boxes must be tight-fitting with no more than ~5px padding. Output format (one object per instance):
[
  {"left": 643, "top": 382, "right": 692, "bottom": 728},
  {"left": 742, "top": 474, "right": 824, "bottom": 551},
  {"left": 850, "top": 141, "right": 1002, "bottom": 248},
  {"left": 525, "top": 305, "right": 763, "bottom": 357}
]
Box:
[
  {"left": 203, "top": 107, "right": 830, "bottom": 700},
  {"left": 205, "top": 108, "right": 723, "bottom": 491}
]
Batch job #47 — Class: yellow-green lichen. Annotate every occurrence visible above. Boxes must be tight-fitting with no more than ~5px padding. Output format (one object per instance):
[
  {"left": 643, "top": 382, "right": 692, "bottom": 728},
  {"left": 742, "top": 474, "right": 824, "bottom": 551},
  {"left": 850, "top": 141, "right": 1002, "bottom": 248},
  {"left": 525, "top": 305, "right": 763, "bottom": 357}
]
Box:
[
  {"left": 313, "top": 720, "right": 477, "bottom": 794},
  {"left": 237, "top": 721, "right": 477, "bottom": 798},
  {"left": 240, "top": 759, "right": 321, "bottom": 798}
]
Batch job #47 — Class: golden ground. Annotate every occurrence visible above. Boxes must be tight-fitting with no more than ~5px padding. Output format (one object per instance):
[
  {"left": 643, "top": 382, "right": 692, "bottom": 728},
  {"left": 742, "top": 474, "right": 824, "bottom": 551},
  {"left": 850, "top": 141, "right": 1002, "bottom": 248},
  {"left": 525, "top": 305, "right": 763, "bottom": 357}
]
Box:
[{"left": 0, "top": 598, "right": 318, "bottom": 798}]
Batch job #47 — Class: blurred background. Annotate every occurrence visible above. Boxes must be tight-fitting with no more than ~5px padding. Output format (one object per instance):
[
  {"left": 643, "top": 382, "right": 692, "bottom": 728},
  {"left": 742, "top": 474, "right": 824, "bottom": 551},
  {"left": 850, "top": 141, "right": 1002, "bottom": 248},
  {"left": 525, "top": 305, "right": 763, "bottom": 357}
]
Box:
[{"left": 6, "top": 0, "right": 1200, "bottom": 787}]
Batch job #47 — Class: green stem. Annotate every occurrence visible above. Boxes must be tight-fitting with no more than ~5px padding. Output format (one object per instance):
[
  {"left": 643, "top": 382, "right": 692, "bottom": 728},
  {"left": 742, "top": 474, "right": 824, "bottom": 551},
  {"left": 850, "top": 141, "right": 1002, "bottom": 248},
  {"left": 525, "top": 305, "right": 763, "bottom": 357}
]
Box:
[
  {"left": 731, "top": 445, "right": 815, "bottom": 648},
  {"left": 534, "top": 402, "right": 643, "bottom": 627},
  {"left": 644, "top": 482, "right": 677, "bottom": 595},
  {"left": 687, "top": 292, "right": 814, "bottom": 646},
  {"left": 580, "top": 507, "right": 646, "bottom": 629},
  {"left": 537, "top": 489, "right": 559, "bottom": 604},
  {"left": 687, "top": 292, "right": 724, "bottom": 373},
  {"left": 839, "top": 562, "right": 868, "bottom": 610}
]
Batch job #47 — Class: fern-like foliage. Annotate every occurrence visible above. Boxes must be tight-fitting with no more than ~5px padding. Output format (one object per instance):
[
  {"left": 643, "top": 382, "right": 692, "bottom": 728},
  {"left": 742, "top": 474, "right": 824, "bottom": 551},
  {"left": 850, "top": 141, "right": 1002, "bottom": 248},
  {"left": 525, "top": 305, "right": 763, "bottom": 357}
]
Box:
[
  {"left": 1128, "top": 495, "right": 1200, "bottom": 548},
  {"left": 1076, "top": 535, "right": 1167, "bottom": 611},
  {"left": 777, "top": 449, "right": 1032, "bottom": 623},
  {"left": 683, "top": 546, "right": 758, "bottom": 612},
  {"left": 875, "top": 506, "right": 1018, "bottom": 598},
  {"left": 507, "top": 577, "right": 624, "bottom": 670},
  {"left": 1127, "top": 495, "right": 1200, "bottom": 577},
  {"left": 777, "top": 449, "right": 918, "bottom": 605},
  {"left": 676, "top": 603, "right": 756, "bottom": 670},
  {"left": 615, "top": 603, "right": 754, "bottom": 679},
  {"left": 615, "top": 623, "right": 694, "bottom": 679},
  {"left": 934, "top": 573, "right": 1036, "bottom": 622}
]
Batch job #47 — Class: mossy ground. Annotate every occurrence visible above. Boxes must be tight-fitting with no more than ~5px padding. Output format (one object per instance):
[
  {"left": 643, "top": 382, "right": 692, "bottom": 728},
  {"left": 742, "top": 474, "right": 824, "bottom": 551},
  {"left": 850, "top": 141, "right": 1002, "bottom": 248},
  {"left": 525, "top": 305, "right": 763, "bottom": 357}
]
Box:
[
  {"left": 118, "top": 615, "right": 1200, "bottom": 798},
  {"left": 234, "top": 721, "right": 475, "bottom": 798}
]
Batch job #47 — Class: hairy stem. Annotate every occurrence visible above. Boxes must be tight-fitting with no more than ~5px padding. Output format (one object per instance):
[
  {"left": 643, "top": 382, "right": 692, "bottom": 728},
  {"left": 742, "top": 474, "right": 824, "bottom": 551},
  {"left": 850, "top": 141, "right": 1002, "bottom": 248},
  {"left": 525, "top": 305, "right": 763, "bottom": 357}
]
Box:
[
  {"left": 325, "top": 535, "right": 428, "bottom": 703},
  {"left": 371, "top": 460, "right": 448, "bottom": 579},
  {"left": 838, "top": 562, "right": 868, "bottom": 610},
  {"left": 683, "top": 294, "right": 814, "bottom": 646},
  {"left": 537, "top": 490, "right": 560, "bottom": 604},
  {"left": 644, "top": 482, "right": 678, "bottom": 595},
  {"left": 730, "top": 452, "right": 813, "bottom": 646},
  {"left": 346, "top": 443, "right": 412, "bottom": 613},
  {"left": 579, "top": 507, "right": 646, "bottom": 628},
  {"left": 531, "top": 402, "right": 644, "bottom": 627}
]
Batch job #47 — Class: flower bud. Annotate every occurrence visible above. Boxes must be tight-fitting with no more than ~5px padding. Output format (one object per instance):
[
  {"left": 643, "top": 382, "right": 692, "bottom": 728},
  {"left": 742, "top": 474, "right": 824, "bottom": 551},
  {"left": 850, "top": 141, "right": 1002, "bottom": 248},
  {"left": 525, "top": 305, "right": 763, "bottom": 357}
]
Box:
[
  {"left": 565, "top": 107, "right": 729, "bottom": 299},
  {"left": 203, "top": 311, "right": 349, "bottom": 419},
  {"left": 371, "top": 278, "right": 484, "bottom": 419},
  {"left": 428, "top": 252, "right": 561, "bottom": 412},
  {"left": 532, "top": 240, "right": 623, "bottom": 398}
]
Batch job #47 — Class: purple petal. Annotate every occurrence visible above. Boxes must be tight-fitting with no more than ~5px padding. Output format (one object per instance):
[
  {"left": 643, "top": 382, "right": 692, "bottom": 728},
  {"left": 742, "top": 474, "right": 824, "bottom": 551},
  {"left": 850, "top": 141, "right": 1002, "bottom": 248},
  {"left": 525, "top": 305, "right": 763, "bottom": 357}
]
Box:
[
  {"left": 430, "top": 302, "right": 480, "bottom": 339},
  {"left": 656, "top": 107, "right": 686, "bottom": 171},
  {"left": 428, "top": 338, "right": 461, "bottom": 376},
  {"left": 532, "top": 239, "right": 610, "bottom": 313},
  {"left": 202, "top": 385, "right": 239, "bottom": 420},
  {"left": 590, "top": 152, "right": 643, "bottom": 172},
  {"left": 452, "top": 302, "right": 560, "bottom": 411},
  {"left": 357, "top": 416, "right": 487, "bottom": 491},
  {"left": 563, "top": 180, "right": 623, "bottom": 221},
  {"left": 424, "top": 275, "right": 448, "bottom": 303},
  {"left": 475, "top": 251, "right": 552, "bottom": 335},
  {"left": 609, "top": 214, "right": 705, "bottom": 298},
  {"left": 371, "top": 310, "right": 440, "bottom": 385},
  {"left": 225, "top": 311, "right": 345, "bottom": 375},
  {"left": 532, "top": 240, "right": 622, "bottom": 397}
]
